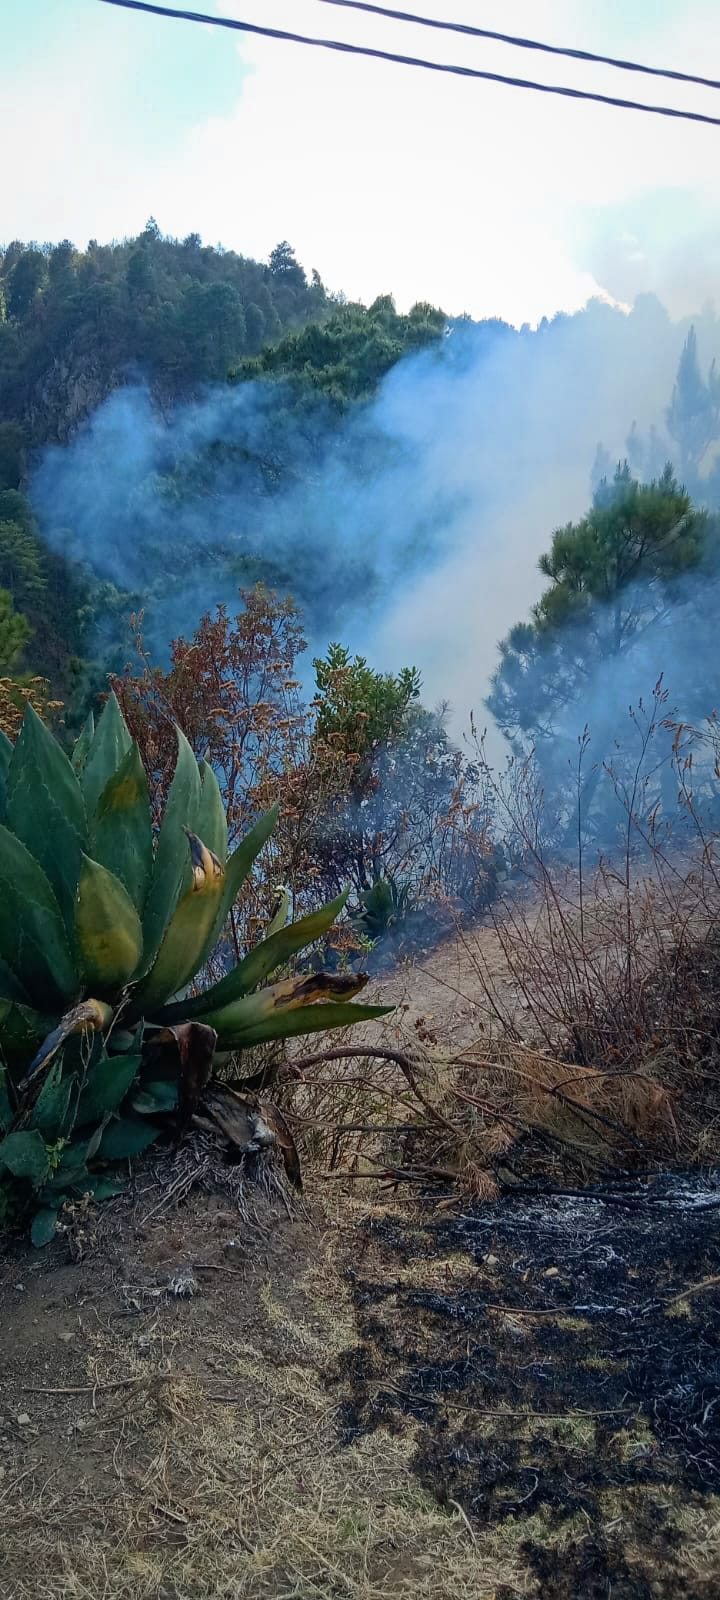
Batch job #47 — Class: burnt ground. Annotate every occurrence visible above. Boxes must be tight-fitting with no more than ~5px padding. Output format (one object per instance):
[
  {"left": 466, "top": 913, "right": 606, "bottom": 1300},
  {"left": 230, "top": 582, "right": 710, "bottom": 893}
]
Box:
[
  {"left": 340, "top": 1173, "right": 720, "bottom": 1599},
  {"left": 1, "top": 1168, "right": 720, "bottom": 1597}
]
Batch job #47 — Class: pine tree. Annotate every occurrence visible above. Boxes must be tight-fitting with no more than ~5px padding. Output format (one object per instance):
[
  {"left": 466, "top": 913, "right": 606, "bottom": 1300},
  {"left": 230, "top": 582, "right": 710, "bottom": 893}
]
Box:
[
  {"left": 0, "top": 588, "right": 30, "bottom": 670},
  {"left": 666, "top": 326, "right": 720, "bottom": 478},
  {"left": 488, "top": 464, "right": 709, "bottom": 752},
  {"left": 0, "top": 520, "right": 46, "bottom": 609}
]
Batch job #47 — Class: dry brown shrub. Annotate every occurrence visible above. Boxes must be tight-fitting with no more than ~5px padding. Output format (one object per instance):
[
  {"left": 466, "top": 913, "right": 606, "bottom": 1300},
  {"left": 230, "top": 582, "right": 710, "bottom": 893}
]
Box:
[
  {"left": 113, "top": 588, "right": 356, "bottom": 952},
  {"left": 0, "top": 674, "right": 62, "bottom": 738}
]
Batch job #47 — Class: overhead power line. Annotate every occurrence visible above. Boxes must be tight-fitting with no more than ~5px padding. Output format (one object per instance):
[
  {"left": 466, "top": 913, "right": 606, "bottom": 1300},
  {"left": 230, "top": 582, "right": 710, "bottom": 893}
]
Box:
[
  {"left": 97, "top": 0, "right": 720, "bottom": 128},
  {"left": 315, "top": 0, "right": 720, "bottom": 96}
]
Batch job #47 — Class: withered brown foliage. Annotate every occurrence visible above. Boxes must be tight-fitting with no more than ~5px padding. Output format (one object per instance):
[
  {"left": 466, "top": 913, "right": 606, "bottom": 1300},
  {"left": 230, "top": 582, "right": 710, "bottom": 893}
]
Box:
[
  {"left": 114, "top": 588, "right": 305, "bottom": 832},
  {"left": 0, "top": 675, "right": 62, "bottom": 739},
  {"left": 113, "top": 588, "right": 430, "bottom": 955}
]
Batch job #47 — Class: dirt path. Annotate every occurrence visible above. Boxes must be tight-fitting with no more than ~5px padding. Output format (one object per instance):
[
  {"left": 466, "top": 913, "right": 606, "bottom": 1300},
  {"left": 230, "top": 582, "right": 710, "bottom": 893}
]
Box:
[
  {"left": 2, "top": 1163, "right": 719, "bottom": 1599},
  {"left": 0, "top": 1182, "right": 493, "bottom": 1600},
  {"left": 365, "top": 919, "right": 523, "bottom": 1055},
  {"left": 330, "top": 913, "right": 540, "bottom": 1119}
]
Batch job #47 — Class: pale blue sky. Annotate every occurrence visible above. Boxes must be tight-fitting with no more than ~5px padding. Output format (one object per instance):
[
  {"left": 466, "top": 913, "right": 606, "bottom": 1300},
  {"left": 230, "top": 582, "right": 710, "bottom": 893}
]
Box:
[
  {"left": 3, "top": 0, "right": 720, "bottom": 322},
  {"left": 3, "top": 0, "right": 244, "bottom": 158}
]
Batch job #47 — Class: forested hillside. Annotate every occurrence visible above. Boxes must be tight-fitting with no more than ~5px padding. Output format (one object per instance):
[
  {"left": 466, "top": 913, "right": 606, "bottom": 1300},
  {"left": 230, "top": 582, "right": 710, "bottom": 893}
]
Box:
[
  {"left": 0, "top": 225, "right": 447, "bottom": 724},
  {"left": 233, "top": 292, "right": 446, "bottom": 406},
  {"left": 0, "top": 224, "right": 329, "bottom": 444},
  {"left": 5, "top": 219, "right": 720, "bottom": 837}
]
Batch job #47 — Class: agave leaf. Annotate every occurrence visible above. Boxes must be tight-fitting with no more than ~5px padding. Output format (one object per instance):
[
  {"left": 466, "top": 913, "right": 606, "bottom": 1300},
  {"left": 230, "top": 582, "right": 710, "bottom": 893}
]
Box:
[
  {"left": 159, "top": 890, "right": 349, "bottom": 1024},
  {"left": 81, "top": 693, "right": 133, "bottom": 819},
  {"left": 98, "top": 1114, "right": 163, "bottom": 1160},
  {"left": 0, "top": 727, "right": 12, "bottom": 824},
  {"left": 215, "top": 1001, "right": 394, "bottom": 1051},
  {"left": 24, "top": 999, "right": 114, "bottom": 1084},
  {"left": 76, "top": 855, "right": 144, "bottom": 997},
  {"left": 196, "top": 960, "right": 388, "bottom": 1049},
  {"left": 0, "top": 954, "right": 31, "bottom": 1006},
  {"left": 108, "top": 1025, "right": 144, "bottom": 1054},
  {"left": 129, "top": 835, "right": 224, "bottom": 1019},
  {"left": 216, "top": 802, "right": 278, "bottom": 924},
  {"left": 64, "top": 1073, "right": 82, "bottom": 1138},
  {"left": 31, "top": 1207, "right": 60, "bottom": 1247},
  {"left": 197, "top": 760, "right": 228, "bottom": 864},
  {"left": 76, "top": 1051, "right": 142, "bottom": 1127},
  {"left": 0, "top": 1065, "right": 13, "bottom": 1132},
  {"left": 85, "top": 1175, "right": 125, "bottom": 1200},
  {"left": 141, "top": 728, "right": 202, "bottom": 969},
  {"left": 0, "top": 1129, "right": 50, "bottom": 1184},
  {"left": 46, "top": 1143, "right": 91, "bottom": 1190},
  {"left": 363, "top": 879, "right": 394, "bottom": 922},
  {"left": 204, "top": 971, "right": 369, "bottom": 1034},
  {"left": 91, "top": 742, "right": 153, "bottom": 913},
  {"left": 265, "top": 886, "right": 290, "bottom": 940},
  {"left": 31, "top": 1060, "right": 74, "bottom": 1141},
  {"left": 0, "top": 1003, "right": 56, "bottom": 1069},
  {"left": 71, "top": 711, "right": 95, "bottom": 774},
  {"left": 6, "top": 704, "right": 87, "bottom": 932},
  {"left": 0, "top": 826, "right": 78, "bottom": 1005},
  {"left": 259, "top": 1098, "right": 302, "bottom": 1190},
  {"left": 183, "top": 802, "right": 279, "bottom": 985},
  {"left": 85, "top": 1118, "right": 109, "bottom": 1161},
  {"left": 144, "top": 1020, "right": 216, "bottom": 1132},
  {"left": 131, "top": 1080, "right": 179, "bottom": 1115},
  {"left": 53, "top": 1170, "right": 90, "bottom": 1195}
]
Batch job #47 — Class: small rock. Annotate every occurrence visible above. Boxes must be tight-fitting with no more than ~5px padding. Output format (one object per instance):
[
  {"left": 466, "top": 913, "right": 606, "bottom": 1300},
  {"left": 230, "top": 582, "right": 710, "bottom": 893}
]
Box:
[
  {"left": 543, "top": 1267, "right": 560, "bottom": 1278},
  {"left": 14, "top": 1284, "right": 25, "bottom": 1292},
  {"left": 16, "top": 1413, "right": 31, "bottom": 1427},
  {"left": 483, "top": 1254, "right": 499, "bottom": 1268}
]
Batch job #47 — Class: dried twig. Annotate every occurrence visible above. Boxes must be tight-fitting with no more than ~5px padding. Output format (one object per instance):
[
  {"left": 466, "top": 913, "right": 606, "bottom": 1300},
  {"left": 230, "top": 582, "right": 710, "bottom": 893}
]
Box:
[
  {"left": 294, "top": 1046, "right": 462, "bottom": 1135},
  {"left": 21, "top": 1376, "right": 155, "bottom": 1396}
]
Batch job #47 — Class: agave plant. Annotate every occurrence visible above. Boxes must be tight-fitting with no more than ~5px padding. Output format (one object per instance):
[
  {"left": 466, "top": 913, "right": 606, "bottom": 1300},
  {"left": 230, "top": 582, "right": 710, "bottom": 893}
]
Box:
[
  {"left": 0, "top": 696, "right": 390, "bottom": 1244},
  {"left": 352, "top": 876, "right": 416, "bottom": 943}
]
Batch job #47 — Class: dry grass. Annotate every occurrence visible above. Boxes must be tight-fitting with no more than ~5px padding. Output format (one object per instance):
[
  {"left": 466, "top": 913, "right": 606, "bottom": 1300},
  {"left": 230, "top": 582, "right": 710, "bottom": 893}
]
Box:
[
  {"left": 270, "top": 822, "right": 720, "bottom": 1195},
  {"left": 0, "top": 1189, "right": 577, "bottom": 1600},
  {"left": 0, "top": 1286, "right": 694, "bottom": 1600},
  {"left": 0, "top": 1448, "right": 592, "bottom": 1600},
  {"left": 2, "top": 1144, "right": 720, "bottom": 1598}
]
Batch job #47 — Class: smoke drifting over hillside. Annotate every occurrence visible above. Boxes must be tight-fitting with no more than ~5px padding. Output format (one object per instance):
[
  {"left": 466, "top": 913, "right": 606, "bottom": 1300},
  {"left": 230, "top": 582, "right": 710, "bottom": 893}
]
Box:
[{"left": 30, "top": 292, "right": 720, "bottom": 752}]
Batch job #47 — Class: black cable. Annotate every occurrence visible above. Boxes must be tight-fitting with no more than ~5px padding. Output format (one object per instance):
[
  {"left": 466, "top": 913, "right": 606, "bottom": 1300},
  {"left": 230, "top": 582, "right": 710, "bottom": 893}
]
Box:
[
  {"left": 315, "top": 0, "right": 720, "bottom": 97},
  {"left": 98, "top": 0, "right": 720, "bottom": 129}
]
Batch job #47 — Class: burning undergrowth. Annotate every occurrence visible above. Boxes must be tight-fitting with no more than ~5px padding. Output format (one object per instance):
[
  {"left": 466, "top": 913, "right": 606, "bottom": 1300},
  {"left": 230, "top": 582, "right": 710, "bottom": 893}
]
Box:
[{"left": 334, "top": 1174, "right": 720, "bottom": 1597}]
